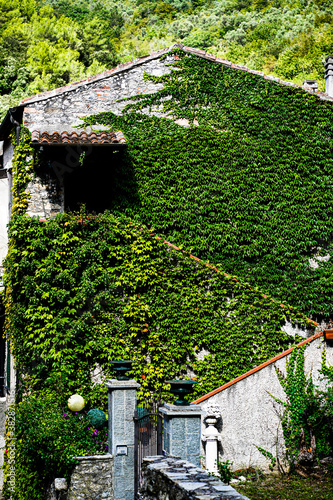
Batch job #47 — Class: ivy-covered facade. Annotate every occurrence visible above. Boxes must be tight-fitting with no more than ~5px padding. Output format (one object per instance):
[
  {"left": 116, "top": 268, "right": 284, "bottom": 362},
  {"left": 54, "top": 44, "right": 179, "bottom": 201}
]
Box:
[
  {"left": 0, "top": 40, "right": 330, "bottom": 402},
  {"left": 0, "top": 42, "right": 330, "bottom": 496},
  {"left": 9, "top": 43, "right": 333, "bottom": 319}
]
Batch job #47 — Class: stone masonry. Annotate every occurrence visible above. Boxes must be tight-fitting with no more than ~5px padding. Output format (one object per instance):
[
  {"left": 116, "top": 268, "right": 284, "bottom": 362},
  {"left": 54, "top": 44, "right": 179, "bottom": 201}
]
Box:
[
  {"left": 47, "top": 454, "right": 113, "bottom": 500},
  {"left": 26, "top": 177, "right": 63, "bottom": 219},
  {"left": 22, "top": 56, "right": 172, "bottom": 135},
  {"left": 67, "top": 455, "right": 113, "bottom": 500},
  {"left": 139, "top": 456, "right": 251, "bottom": 500},
  {"left": 105, "top": 379, "right": 140, "bottom": 500},
  {"left": 160, "top": 405, "right": 203, "bottom": 467},
  {"left": 21, "top": 52, "right": 173, "bottom": 219}
]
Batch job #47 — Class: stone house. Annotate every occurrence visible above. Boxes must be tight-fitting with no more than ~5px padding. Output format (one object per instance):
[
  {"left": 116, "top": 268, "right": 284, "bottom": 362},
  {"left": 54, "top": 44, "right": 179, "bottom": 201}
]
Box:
[
  {"left": 0, "top": 42, "right": 330, "bottom": 385},
  {"left": 0, "top": 44, "right": 333, "bottom": 483}
]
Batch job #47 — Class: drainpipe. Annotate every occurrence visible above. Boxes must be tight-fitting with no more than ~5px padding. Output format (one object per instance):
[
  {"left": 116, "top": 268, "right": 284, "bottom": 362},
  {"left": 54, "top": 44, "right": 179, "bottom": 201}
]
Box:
[
  {"left": 324, "top": 56, "right": 333, "bottom": 97},
  {"left": 9, "top": 110, "right": 21, "bottom": 146}
]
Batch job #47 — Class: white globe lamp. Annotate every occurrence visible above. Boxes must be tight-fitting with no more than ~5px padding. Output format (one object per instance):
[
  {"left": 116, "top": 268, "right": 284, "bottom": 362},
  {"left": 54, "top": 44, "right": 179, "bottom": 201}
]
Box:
[{"left": 68, "top": 394, "right": 85, "bottom": 412}]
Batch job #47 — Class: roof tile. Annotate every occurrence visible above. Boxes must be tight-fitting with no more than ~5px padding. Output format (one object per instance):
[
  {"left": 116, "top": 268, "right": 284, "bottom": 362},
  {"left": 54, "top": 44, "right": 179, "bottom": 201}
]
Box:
[{"left": 31, "top": 130, "right": 127, "bottom": 145}]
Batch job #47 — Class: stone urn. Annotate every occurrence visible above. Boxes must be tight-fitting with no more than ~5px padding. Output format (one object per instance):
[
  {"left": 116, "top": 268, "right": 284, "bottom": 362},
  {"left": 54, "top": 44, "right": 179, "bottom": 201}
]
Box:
[
  {"left": 165, "top": 380, "right": 198, "bottom": 406},
  {"left": 110, "top": 360, "right": 134, "bottom": 380}
]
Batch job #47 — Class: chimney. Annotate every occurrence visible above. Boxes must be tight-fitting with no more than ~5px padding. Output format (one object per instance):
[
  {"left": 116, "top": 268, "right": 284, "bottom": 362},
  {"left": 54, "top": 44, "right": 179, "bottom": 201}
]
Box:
[
  {"left": 302, "top": 79, "right": 318, "bottom": 92},
  {"left": 324, "top": 55, "right": 333, "bottom": 97}
]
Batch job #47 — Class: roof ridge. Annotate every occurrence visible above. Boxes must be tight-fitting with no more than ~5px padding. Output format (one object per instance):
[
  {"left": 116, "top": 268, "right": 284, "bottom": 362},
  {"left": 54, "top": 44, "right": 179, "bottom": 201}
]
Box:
[
  {"left": 19, "top": 44, "right": 333, "bottom": 106},
  {"left": 192, "top": 330, "right": 324, "bottom": 404}
]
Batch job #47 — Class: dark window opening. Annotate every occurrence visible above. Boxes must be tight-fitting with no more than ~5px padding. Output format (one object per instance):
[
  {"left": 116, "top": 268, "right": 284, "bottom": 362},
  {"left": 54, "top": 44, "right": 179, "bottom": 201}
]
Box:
[
  {"left": 36, "top": 144, "right": 128, "bottom": 214},
  {"left": 63, "top": 147, "right": 125, "bottom": 213}
]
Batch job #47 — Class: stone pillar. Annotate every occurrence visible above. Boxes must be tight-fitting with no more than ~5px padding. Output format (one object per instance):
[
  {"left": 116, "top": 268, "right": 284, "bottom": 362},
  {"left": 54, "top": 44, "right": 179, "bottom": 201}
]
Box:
[
  {"left": 159, "top": 404, "right": 203, "bottom": 466},
  {"left": 324, "top": 56, "right": 333, "bottom": 97},
  {"left": 201, "top": 403, "right": 222, "bottom": 474},
  {"left": 105, "top": 379, "right": 140, "bottom": 500}
]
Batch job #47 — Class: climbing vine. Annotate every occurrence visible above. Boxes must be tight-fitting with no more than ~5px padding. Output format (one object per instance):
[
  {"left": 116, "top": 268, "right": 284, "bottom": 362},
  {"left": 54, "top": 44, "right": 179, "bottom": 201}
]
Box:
[
  {"left": 10, "top": 127, "right": 34, "bottom": 215},
  {"left": 274, "top": 346, "right": 333, "bottom": 470},
  {"left": 4, "top": 211, "right": 313, "bottom": 408},
  {"left": 81, "top": 49, "right": 333, "bottom": 319}
]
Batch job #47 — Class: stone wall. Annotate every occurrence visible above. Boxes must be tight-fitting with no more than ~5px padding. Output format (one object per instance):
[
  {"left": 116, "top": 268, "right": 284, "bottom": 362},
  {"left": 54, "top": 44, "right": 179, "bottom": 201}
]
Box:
[
  {"left": 22, "top": 56, "right": 172, "bottom": 135},
  {"left": 161, "top": 405, "right": 202, "bottom": 467},
  {"left": 20, "top": 53, "right": 173, "bottom": 219},
  {"left": 198, "top": 335, "right": 332, "bottom": 471},
  {"left": 47, "top": 454, "right": 113, "bottom": 500},
  {"left": 26, "top": 177, "right": 63, "bottom": 219},
  {"left": 139, "top": 456, "right": 250, "bottom": 500}
]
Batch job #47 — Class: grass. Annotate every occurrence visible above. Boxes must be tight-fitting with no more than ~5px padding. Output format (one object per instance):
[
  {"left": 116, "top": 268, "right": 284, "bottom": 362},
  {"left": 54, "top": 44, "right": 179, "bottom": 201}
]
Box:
[{"left": 235, "top": 474, "right": 333, "bottom": 500}]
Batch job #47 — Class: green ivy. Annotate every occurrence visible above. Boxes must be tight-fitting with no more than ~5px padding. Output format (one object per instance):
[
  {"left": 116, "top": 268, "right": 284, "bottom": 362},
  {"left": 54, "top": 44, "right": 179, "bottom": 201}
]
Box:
[
  {"left": 274, "top": 346, "right": 333, "bottom": 468},
  {"left": 81, "top": 49, "right": 333, "bottom": 319},
  {"left": 10, "top": 127, "right": 34, "bottom": 216},
  {"left": 4, "top": 211, "right": 313, "bottom": 406}
]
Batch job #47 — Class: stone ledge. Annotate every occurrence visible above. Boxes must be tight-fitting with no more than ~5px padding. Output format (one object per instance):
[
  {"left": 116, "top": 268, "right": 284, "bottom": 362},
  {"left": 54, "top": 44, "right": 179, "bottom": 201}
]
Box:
[
  {"left": 160, "top": 404, "right": 203, "bottom": 417},
  {"left": 139, "top": 455, "right": 251, "bottom": 500},
  {"left": 105, "top": 379, "right": 141, "bottom": 390},
  {"left": 74, "top": 454, "right": 113, "bottom": 461}
]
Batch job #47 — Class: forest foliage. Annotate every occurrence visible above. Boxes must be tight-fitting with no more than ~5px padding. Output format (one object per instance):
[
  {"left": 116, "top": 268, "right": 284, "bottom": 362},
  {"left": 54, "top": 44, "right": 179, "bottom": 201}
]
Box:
[{"left": 1, "top": 0, "right": 333, "bottom": 118}]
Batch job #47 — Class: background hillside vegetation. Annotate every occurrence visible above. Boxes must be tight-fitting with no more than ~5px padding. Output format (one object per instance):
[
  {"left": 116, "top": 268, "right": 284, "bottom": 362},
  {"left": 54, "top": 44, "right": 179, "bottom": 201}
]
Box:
[{"left": 1, "top": 0, "right": 333, "bottom": 117}]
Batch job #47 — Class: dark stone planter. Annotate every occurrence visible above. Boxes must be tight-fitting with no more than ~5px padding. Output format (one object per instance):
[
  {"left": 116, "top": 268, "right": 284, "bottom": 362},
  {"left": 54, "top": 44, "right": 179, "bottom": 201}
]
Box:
[
  {"left": 110, "top": 360, "right": 134, "bottom": 380},
  {"left": 165, "top": 380, "right": 198, "bottom": 406}
]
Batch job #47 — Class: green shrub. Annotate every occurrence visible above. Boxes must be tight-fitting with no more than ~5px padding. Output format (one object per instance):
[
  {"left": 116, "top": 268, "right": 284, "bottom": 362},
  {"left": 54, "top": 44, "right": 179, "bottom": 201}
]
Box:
[
  {"left": 2, "top": 393, "right": 108, "bottom": 500},
  {"left": 217, "top": 459, "right": 233, "bottom": 484}
]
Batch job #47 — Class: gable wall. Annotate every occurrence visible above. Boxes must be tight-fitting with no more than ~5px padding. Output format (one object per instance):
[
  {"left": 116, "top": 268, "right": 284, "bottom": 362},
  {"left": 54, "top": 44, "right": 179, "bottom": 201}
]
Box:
[{"left": 23, "top": 57, "right": 172, "bottom": 134}]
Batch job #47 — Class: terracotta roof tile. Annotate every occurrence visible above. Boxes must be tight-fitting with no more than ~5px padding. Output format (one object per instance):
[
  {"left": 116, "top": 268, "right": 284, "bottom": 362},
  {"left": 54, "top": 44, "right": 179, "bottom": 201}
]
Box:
[{"left": 31, "top": 130, "right": 127, "bottom": 145}]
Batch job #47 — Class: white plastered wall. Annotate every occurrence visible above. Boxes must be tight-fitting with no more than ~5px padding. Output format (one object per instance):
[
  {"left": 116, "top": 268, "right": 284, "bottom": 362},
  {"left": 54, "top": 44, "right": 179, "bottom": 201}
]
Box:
[
  {"left": 199, "top": 336, "right": 333, "bottom": 471},
  {"left": 0, "top": 175, "right": 7, "bottom": 488},
  {"left": 0, "top": 177, "right": 9, "bottom": 266}
]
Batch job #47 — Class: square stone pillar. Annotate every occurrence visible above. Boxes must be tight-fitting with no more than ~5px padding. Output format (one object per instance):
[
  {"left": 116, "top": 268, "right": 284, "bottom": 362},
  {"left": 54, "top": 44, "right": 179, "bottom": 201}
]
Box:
[
  {"left": 159, "top": 404, "right": 203, "bottom": 466},
  {"left": 105, "top": 379, "right": 140, "bottom": 500}
]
